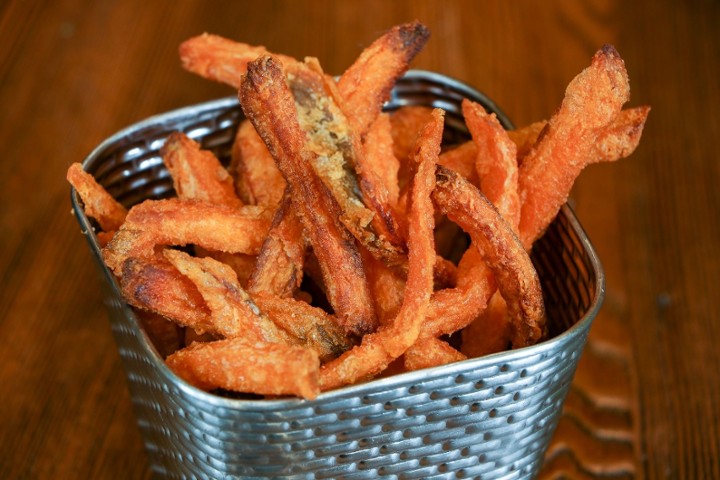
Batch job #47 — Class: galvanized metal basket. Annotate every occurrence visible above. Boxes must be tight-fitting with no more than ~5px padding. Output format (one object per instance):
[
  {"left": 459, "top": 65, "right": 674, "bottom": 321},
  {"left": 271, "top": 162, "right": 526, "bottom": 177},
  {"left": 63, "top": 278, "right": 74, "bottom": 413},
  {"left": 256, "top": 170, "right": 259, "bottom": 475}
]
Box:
[{"left": 72, "top": 71, "right": 605, "bottom": 479}]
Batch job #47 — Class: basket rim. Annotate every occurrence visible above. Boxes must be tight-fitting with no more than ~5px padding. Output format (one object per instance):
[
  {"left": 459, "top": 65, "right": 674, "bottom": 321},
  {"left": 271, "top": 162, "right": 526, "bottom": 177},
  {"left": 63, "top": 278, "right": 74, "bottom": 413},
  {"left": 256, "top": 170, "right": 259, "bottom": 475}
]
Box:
[{"left": 71, "top": 70, "right": 605, "bottom": 411}]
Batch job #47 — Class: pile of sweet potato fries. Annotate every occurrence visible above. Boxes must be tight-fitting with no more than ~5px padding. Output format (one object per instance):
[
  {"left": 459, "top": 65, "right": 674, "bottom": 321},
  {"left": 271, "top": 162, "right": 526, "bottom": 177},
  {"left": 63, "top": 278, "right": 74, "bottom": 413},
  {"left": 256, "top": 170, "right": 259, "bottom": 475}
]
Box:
[{"left": 68, "top": 21, "right": 649, "bottom": 399}]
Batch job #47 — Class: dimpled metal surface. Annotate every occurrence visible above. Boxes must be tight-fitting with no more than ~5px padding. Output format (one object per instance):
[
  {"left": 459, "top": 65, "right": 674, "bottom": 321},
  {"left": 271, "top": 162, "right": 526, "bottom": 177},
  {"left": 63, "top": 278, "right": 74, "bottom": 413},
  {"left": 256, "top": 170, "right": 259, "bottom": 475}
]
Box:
[{"left": 72, "top": 71, "right": 604, "bottom": 479}]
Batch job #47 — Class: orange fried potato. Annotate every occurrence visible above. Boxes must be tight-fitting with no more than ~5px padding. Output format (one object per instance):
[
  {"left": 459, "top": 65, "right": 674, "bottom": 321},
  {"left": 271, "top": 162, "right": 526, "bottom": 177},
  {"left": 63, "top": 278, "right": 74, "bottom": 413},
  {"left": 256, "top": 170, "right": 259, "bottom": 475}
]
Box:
[
  {"left": 403, "top": 337, "right": 467, "bottom": 372},
  {"left": 230, "top": 119, "right": 286, "bottom": 207},
  {"left": 163, "top": 249, "right": 295, "bottom": 344},
  {"left": 240, "top": 55, "right": 378, "bottom": 337},
  {"left": 247, "top": 194, "right": 307, "bottom": 298},
  {"left": 519, "top": 45, "right": 634, "bottom": 248},
  {"left": 251, "top": 294, "right": 353, "bottom": 362},
  {"left": 433, "top": 165, "right": 545, "bottom": 348},
  {"left": 364, "top": 112, "right": 401, "bottom": 207},
  {"left": 166, "top": 337, "right": 320, "bottom": 399},
  {"left": 179, "top": 33, "right": 297, "bottom": 89},
  {"left": 161, "top": 131, "right": 242, "bottom": 208},
  {"left": 67, "top": 162, "right": 127, "bottom": 232},
  {"left": 462, "top": 99, "right": 520, "bottom": 229},
  {"left": 103, "top": 199, "right": 271, "bottom": 276},
  {"left": 337, "top": 21, "right": 430, "bottom": 137},
  {"left": 120, "top": 256, "right": 213, "bottom": 334},
  {"left": 319, "top": 109, "right": 442, "bottom": 390}
]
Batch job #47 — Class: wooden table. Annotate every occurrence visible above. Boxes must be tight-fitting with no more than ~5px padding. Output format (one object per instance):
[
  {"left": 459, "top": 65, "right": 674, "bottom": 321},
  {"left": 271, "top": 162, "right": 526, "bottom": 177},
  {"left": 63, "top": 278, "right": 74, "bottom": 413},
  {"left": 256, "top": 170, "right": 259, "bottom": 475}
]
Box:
[{"left": 1, "top": 1, "right": 718, "bottom": 478}]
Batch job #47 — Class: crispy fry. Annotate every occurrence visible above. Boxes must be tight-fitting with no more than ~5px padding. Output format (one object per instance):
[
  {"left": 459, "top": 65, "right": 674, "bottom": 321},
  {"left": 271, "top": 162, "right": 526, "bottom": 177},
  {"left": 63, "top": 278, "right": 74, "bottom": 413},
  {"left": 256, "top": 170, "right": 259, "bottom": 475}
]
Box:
[
  {"left": 67, "top": 162, "right": 127, "bottom": 232},
  {"left": 403, "top": 337, "right": 467, "bottom": 372},
  {"left": 461, "top": 293, "right": 512, "bottom": 357},
  {"left": 166, "top": 337, "right": 320, "bottom": 399},
  {"left": 120, "top": 256, "right": 213, "bottom": 334},
  {"left": 103, "top": 199, "right": 271, "bottom": 276},
  {"left": 433, "top": 165, "right": 545, "bottom": 347},
  {"left": 247, "top": 193, "right": 307, "bottom": 298},
  {"left": 519, "top": 45, "right": 632, "bottom": 248},
  {"left": 319, "top": 109, "right": 442, "bottom": 390},
  {"left": 421, "top": 245, "right": 495, "bottom": 339},
  {"left": 240, "top": 55, "right": 378, "bottom": 336},
  {"left": 290, "top": 58, "right": 406, "bottom": 265},
  {"left": 364, "top": 112, "right": 401, "bottom": 206},
  {"left": 179, "top": 33, "right": 296, "bottom": 89},
  {"left": 462, "top": 99, "right": 520, "bottom": 228},
  {"left": 390, "top": 105, "right": 435, "bottom": 166},
  {"left": 163, "top": 249, "right": 295, "bottom": 344},
  {"left": 338, "top": 21, "right": 430, "bottom": 137},
  {"left": 161, "top": 132, "right": 242, "bottom": 208},
  {"left": 230, "top": 119, "right": 286, "bottom": 207},
  {"left": 251, "top": 294, "right": 353, "bottom": 362}
]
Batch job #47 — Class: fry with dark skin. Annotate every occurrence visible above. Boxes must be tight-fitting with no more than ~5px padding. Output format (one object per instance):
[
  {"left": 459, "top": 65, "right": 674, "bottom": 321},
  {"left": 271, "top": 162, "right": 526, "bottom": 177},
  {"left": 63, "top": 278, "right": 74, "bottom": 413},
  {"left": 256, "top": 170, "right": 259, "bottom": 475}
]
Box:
[
  {"left": 251, "top": 294, "right": 353, "bottom": 362},
  {"left": 337, "top": 20, "right": 430, "bottom": 137},
  {"left": 319, "top": 109, "right": 442, "bottom": 390},
  {"left": 239, "top": 55, "right": 378, "bottom": 337}
]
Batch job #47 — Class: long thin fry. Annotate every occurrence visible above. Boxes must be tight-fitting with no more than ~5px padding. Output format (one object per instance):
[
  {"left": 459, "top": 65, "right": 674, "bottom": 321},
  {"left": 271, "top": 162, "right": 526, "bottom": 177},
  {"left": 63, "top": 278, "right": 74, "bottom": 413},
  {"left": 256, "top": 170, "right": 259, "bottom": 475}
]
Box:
[
  {"left": 166, "top": 337, "right": 320, "bottom": 399},
  {"left": 519, "top": 45, "right": 632, "bottom": 248},
  {"left": 337, "top": 21, "right": 430, "bottom": 137},
  {"left": 247, "top": 193, "right": 307, "bottom": 298},
  {"left": 319, "top": 109, "right": 442, "bottom": 390},
  {"left": 179, "top": 33, "right": 296, "bottom": 89},
  {"left": 230, "top": 119, "right": 286, "bottom": 207},
  {"left": 67, "top": 162, "right": 127, "bottom": 232},
  {"left": 239, "top": 55, "right": 378, "bottom": 337},
  {"left": 403, "top": 337, "right": 467, "bottom": 372},
  {"left": 163, "top": 249, "right": 295, "bottom": 344},
  {"left": 433, "top": 165, "right": 545, "bottom": 348},
  {"left": 161, "top": 132, "right": 242, "bottom": 208},
  {"left": 103, "top": 199, "right": 271, "bottom": 276}
]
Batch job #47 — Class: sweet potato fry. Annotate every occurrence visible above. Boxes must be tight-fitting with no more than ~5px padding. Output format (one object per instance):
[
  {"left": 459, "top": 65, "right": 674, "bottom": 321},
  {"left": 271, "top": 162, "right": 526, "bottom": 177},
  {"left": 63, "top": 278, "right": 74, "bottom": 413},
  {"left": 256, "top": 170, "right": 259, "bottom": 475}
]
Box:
[
  {"left": 120, "top": 256, "right": 213, "bottom": 334},
  {"left": 67, "top": 162, "right": 127, "bottom": 232},
  {"left": 103, "top": 199, "right": 271, "bottom": 276},
  {"left": 163, "top": 249, "right": 295, "bottom": 344},
  {"left": 166, "top": 337, "right": 320, "bottom": 399},
  {"left": 161, "top": 132, "right": 242, "bottom": 208},
  {"left": 230, "top": 119, "right": 286, "bottom": 207},
  {"left": 364, "top": 112, "right": 401, "bottom": 207},
  {"left": 290, "top": 58, "right": 406, "bottom": 265},
  {"left": 251, "top": 294, "right": 352, "bottom": 362},
  {"left": 462, "top": 99, "right": 520, "bottom": 228},
  {"left": 390, "top": 105, "right": 435, "bottom": 167},
  {"left": 337, "top": 21, "right": 430, "bottom": 137},
  {"left": 433, "top": 165, "right": 545, "bottom": 348},
  {"left": 403, "top": 337, "right": 467, "bottom": 372},
  {"left": 438, "top": 141, "right": 480, "bottom": 186},
  {"left": 239, "top": 55, "right": 378, "bottom": 336},
  {"left": 247, "top": 193, "right": 307, "bottom": 298},
  {"left": 519, "top": 45, "right": 632, "bottom": 248},
  {"left": 420, "top": 245, "right": 495, "bottom": 339},
  {"left": 179, "top": 33, "right": 296, "bottom": 89},
  {"left": 319, "top": 109, "right": 442, "bottom": 390}
]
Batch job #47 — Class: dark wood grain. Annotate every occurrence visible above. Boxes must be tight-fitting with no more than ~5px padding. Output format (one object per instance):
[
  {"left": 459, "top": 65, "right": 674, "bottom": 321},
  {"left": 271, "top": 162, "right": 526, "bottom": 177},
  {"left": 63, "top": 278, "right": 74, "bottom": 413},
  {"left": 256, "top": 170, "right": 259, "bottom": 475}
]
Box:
[{"left": 1, "top": 0, "right": 718, "bottom": 478}]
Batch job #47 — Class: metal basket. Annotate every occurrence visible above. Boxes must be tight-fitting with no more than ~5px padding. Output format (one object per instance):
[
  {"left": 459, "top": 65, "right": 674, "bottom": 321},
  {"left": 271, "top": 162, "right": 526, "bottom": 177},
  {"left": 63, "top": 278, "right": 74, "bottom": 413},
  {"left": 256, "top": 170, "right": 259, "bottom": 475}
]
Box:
[{"left": 72, "top": 71, "right": 604, "bottom": 479}]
